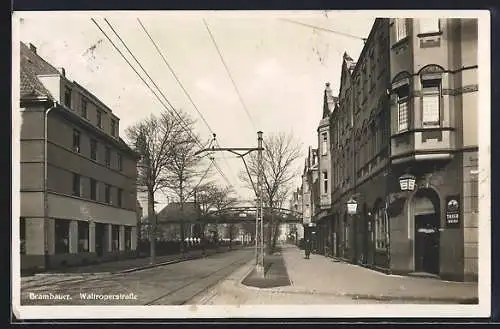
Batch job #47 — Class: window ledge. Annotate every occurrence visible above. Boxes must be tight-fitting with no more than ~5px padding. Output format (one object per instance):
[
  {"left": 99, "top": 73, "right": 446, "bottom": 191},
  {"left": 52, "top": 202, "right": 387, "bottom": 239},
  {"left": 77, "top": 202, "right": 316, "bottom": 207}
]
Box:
[
  {"left": 417, "top": 31, "right": 443, "bottom": 38},
  {"left": 391, "top": 126, "right": 456, "bottom": 138},
  {"left": 391, "top": 36, "right": 409, "bottom": 50}
]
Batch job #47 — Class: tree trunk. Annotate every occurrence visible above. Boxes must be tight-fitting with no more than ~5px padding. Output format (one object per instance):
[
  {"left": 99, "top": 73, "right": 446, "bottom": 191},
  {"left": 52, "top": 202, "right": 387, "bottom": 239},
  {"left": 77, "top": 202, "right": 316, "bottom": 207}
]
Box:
[
  {"left": 271, "top": 221, "right": 280, "bottom": 252},
  {"left": 148, "top": 188, "right": 156, "bottom": 264},
  {"left": 179, "top": 182, "right": 185, "bottom": 256}
]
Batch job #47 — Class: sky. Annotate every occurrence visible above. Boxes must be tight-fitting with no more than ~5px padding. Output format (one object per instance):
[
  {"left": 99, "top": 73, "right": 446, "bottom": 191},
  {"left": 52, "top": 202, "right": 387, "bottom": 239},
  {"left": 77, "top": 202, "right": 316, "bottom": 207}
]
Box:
[{"left": 16, "top": 11, "right": 374, "bottom": 211}]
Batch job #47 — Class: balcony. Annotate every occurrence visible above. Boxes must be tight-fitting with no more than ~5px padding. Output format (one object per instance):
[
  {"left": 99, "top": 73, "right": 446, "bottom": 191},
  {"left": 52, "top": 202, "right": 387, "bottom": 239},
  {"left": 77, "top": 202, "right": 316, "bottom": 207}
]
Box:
[{"left": 390, "top": 127, "right": 455, "bottom": 165}]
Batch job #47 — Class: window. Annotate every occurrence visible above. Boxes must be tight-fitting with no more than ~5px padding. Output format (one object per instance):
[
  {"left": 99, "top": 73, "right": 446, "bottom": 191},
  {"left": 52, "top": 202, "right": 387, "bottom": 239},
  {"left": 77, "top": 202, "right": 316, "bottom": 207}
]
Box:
[
  {"left": 111, "top": 119, "right": 117, "bottom": 137},
  {"left": 55, "top": 219, "right": 70, "bottom": 254},
  {"left": 117, "top": 188, "right": 123, "bottom": 207},
  {"left": 396, "top": 86, "right": 409, "bottom": 132},
  {"left": 125, "top": 226, "right": 132, "bottom": 250},
  {"left": 375, "top": 206, "right": 387, "bottom": 250},
  {"left": 97, "top": 110, "right": 102, "bottom": 128},
  {"left": 321, "top": 132, "right": 328, "bottom": 155},
  {"left": 90, "top": 178, "right": 97, "bottom": 201},
  {"left": 73, "top": 129, "right": 80, "bottom": 153},
  {"left": 112, "top": 225, "right": 120, "bottom": 251},
  {"left": 81, "top": 98, "right": 88, "bottom": 118},
  {"left": 322, "top": 171, "right": 328, "bottom": 194},
  {"left": 64, "top": 87, "right": 72, "bottom": 108},
  {"left": 422, "top": 80, "right": 441, "bottom": 127},
  {"left": 105, "top": 184, "right": 111, "bottom": 203},
  {"left": 395, "top": 18, "right": 408, "bottom": 42},
  {"left": 20, "top": 218, "right": 26, "bottom": 254},
  {"left": 117, "top": 153, "right": 123, "bottom": 171},
  {"left": 105, "top": 147, "right": 111, "bottom": 167},
  {"left": 72, "top": 173, "right": 81, "bottom": 197},
  {"left": 90, "top": 139, "right": 97, "bottom": 160},
  {"left": 419, "top": 18, "right": 440, "bottom": 34},
  {"left": 78, "top": 221, "right": 89, "bottom": 252}
]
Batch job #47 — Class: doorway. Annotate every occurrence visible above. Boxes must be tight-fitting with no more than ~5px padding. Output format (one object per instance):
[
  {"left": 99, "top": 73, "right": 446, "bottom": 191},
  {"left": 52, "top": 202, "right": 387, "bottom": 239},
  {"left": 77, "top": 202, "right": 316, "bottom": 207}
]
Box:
[{"left": 414, "top": 213, "right": 440, "bottom": 274}]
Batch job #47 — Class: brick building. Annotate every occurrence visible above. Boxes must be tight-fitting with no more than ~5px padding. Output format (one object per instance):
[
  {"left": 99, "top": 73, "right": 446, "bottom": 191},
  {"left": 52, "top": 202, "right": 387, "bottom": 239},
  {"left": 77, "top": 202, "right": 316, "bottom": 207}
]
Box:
[
  {"left": 302, "top": 18, "right": 478, "bottom": 282},
  {"left": 19, "top": 42, "right": 140, "bottom": 271}
]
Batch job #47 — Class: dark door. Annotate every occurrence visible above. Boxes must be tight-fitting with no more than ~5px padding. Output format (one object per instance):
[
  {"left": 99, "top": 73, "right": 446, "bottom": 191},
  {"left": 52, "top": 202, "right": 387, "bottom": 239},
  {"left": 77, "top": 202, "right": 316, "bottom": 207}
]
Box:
[
  {"left": 95, "top": 223, "right": 105, "bottom": 257},
  {"left": 414, "top": 214, "right": 440, "bottom": 274}
]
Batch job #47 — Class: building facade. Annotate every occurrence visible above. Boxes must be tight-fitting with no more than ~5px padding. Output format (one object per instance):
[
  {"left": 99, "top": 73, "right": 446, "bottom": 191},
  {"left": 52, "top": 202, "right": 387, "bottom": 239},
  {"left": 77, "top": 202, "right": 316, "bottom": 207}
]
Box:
[
  {"left": 387, "top": 18, "right": 478, "bottom": 281},
  {"left": 20, "top": 42, "right": 140, "bottom": 271},
  {"left": 301, "top": 147, "right": 320, "bottom": 243},
  {"left": 300, "top": 18, "right": 478, "bottom": 282}
]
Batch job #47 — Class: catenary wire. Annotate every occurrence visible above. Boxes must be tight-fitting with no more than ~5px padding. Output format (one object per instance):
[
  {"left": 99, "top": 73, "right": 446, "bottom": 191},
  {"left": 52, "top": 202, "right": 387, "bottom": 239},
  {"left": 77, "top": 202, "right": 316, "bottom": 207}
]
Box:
[
  {"left": 137, "top": 18, "right": 238, "bottom": 187},
  {"left": 95, "top": 18, "right": 228, "bottom": 188}
]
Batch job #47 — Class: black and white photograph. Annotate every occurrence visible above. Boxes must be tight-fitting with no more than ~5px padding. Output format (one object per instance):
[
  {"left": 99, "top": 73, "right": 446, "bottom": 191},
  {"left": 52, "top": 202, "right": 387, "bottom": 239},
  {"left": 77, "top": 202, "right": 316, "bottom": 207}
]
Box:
[{"left": 11, "top": 10, "right": 490, "bottom": 319}]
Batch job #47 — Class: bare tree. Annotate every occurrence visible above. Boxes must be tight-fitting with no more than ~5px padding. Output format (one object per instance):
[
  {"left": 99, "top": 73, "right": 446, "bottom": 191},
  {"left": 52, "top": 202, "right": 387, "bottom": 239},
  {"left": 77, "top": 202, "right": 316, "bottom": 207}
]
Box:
[
  {"left": 239, "top": 131, "right": 303, "bottom": 254},
  {"left": 161, "top": 112, "right": 210, "bottom": 255},
  {"left": 196, "top": 183, "right": 238, "bottom": 241},
  {"left": 126, "top": 111, "right": 188, "bottom": 263}
]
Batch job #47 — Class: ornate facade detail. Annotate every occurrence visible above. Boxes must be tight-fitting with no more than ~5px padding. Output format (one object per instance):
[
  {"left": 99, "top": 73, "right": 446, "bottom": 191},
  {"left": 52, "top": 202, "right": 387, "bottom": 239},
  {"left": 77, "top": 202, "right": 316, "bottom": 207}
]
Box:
[{"left": 418, "top": 64, "right": 445, "bottom": 75}]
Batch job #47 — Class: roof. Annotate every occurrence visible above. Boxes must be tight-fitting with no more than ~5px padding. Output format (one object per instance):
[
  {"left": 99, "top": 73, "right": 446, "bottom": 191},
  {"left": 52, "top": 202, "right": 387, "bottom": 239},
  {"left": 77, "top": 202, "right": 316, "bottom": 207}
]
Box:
[
  {"left": 157, "top": 202, "right": 201, "bottom": 222},
  {"left": 20, "top": 42, "right": 60, "bottom": 99}
]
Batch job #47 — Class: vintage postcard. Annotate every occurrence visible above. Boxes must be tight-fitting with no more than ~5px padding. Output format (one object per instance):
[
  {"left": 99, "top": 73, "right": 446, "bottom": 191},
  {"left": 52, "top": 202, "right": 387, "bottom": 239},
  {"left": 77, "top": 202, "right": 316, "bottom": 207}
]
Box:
[{"left": 11, "top": 10, "right": 491, "bottom": 320}]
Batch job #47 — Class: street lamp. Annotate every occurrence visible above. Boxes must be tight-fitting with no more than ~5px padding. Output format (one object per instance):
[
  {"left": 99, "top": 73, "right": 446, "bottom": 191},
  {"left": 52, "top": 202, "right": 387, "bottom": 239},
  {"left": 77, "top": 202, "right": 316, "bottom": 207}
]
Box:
[
  {"left": 399, "top": 173, "right": 416, "bottom": 192},
  {"left": 346, "top": 197, "right": 358, "bottom": 215}
]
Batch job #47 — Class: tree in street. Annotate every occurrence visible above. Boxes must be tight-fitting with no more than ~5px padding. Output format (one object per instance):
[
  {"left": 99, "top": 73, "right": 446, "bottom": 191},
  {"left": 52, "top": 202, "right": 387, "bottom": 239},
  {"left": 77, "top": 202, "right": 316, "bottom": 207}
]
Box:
[
  {"left": 126, "top": 110, "right": 191, "bottom": 263},
  {"left": 160, "top": 112, "right": 211, "bottom": 255},
  {"left": 239, "top": 131, "right": 303, "bottom": 254}
]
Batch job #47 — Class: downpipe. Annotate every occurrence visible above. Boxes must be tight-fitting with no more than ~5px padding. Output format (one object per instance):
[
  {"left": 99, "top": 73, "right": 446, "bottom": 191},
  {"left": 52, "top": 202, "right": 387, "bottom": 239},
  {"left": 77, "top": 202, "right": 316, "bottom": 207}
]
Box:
[{"left": 43, "top": 101, "right": 58, "bottom": 270}]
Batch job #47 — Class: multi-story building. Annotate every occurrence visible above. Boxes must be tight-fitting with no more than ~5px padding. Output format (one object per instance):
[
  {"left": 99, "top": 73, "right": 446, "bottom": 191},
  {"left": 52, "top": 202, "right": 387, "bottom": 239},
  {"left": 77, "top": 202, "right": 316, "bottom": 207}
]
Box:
[
  {"left": 314, "top": 83, "right": 337, "bottom": 256},
  {"left": 387, "top": 18, "right": 478, "bottom": 281},
  {"left": 289, "top": 187, "right": 305, "bottom": 242},
  {"left": 303, "top": 17, "right": 478, "bottom": 282},
  {"left": 329, "top": 19, "right": 392, "bottom": 268},
  {"left": 19, "top": 42, "right": 140, "bottom": 271},
  {"left": 301, "top": 146, "right": 320, "bottom": 244}
]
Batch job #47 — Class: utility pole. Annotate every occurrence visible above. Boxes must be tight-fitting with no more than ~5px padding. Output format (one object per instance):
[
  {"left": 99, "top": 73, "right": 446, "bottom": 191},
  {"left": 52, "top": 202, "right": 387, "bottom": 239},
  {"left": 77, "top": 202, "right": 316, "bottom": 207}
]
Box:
[
  {"left": 194, "top": 132, "right": 265, "bottom": 277},
  {"left": 256, "top": 131, "right": 265, "bottom": 275}
]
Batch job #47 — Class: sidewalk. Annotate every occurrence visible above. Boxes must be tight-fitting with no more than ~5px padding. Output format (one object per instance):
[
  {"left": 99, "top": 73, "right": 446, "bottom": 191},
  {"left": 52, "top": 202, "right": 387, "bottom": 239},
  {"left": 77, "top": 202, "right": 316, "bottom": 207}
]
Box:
[{"left": 193, "top": 244, "right": 478, "bottom": 304}]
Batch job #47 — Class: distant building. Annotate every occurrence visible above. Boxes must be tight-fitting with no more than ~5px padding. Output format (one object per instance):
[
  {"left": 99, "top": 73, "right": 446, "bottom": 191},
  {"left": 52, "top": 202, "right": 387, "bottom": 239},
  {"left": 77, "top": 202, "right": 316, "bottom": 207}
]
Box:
[
  {"left": 19, "top": 42, "right": 140, "bottom": 271},
  {"left": 156, "top": 202, "right": 202, "bottom": 241}
]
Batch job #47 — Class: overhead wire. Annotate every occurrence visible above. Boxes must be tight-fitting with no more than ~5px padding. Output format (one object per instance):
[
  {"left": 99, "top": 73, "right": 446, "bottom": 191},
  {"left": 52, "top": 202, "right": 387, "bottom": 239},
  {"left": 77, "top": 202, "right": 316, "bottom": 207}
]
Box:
[
  {"left": 137, "top": 18, "right": 237, "bottom": 188},
  {"left": 96, "top": 18, "right": 229, "bottom": 189},
  {"left": 92, "top": 18, "right": 204, "bottom": 151},
  {"left": 203, "top": 18, "right": 270, "bottom": 195}
]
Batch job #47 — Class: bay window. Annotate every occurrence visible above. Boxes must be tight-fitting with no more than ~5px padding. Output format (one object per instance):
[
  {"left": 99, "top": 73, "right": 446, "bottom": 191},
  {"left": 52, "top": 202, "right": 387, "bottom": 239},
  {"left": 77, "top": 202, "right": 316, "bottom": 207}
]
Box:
[
  {"left": 321, "top": 132, "right": 328, "bottom": 155},
  {"left": 422, "top": 79, "right": 441, "bottom": 127},
  {"left": 396, "top": 85, "right": 410, "bottom": 132}
]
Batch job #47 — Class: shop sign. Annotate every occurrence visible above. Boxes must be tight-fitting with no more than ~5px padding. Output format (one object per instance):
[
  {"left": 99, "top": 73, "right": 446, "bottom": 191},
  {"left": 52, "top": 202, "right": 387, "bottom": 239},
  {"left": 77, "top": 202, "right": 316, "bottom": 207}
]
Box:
[{"left": 445, "top": 195, "right": 460, "bottom": 228}]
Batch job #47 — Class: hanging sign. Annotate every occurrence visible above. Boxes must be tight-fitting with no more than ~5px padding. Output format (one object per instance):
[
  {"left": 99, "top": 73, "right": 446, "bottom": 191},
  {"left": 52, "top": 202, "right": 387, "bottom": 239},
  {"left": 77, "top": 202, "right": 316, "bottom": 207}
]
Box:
[{"left": 445, "top": 195, "right": 460, "bottom": 228}]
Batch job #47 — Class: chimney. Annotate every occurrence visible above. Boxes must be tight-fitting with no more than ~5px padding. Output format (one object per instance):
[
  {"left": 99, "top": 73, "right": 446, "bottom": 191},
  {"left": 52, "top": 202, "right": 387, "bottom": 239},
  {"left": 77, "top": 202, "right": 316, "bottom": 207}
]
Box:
[
  {"left": 58, "top": 67, "right": 66, "bottom": 77},
  {"left": 29, "top": 43, "right": 37, "bottom": 54}
]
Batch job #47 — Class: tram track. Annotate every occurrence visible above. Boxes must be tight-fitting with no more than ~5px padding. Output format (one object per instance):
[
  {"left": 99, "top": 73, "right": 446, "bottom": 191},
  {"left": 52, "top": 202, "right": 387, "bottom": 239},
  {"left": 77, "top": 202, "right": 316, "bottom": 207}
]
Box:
[
  {"left": 21, "top": 247, "right": 248, "bottom": 291},
  {"left": 143, "top": 255, "right": 251, "bottom": 305}
]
